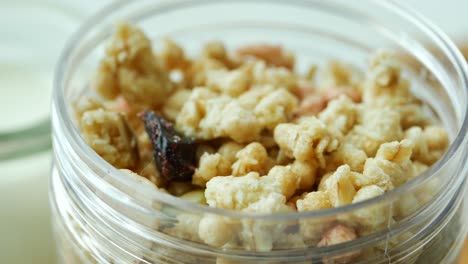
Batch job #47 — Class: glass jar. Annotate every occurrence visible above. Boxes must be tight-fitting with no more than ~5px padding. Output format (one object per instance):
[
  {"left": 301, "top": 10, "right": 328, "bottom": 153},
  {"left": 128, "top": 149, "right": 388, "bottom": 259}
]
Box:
[{"left": 49, "top": 0, "right": 468, "bottom": 263}]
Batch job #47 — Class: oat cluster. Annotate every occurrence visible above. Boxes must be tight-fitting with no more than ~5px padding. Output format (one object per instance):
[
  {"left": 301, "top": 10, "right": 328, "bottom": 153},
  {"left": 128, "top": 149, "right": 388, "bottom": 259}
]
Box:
[{"left": 76, "top": 23, "right": 449, "bottom": 256}]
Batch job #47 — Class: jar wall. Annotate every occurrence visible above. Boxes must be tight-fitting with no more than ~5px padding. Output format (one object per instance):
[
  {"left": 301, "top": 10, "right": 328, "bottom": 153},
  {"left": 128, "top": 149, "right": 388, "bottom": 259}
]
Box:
[{"left": 50, "top": 164, "right": 468, "bottom": 263}]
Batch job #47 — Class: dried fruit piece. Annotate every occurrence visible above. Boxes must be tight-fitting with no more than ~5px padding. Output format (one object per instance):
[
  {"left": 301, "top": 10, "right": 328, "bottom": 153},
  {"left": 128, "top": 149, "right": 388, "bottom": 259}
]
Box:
[{"left": 140, "top": 111, "right": 198, "bottom": 182}]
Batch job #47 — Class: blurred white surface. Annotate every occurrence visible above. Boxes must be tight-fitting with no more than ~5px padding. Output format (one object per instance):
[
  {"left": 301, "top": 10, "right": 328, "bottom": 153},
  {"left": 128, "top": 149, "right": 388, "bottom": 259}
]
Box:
[
  {"left": 406, "top": 0, "right": 468, "bottom": 40},
  {"left": 0, "top": 152, "right": 52, "bottom": 263},
  {"left": 0, "top": 0, "right": 466, "bottom": 263},
  {"left": 0, "top": 1, "right": 81, "bottom": 132}
]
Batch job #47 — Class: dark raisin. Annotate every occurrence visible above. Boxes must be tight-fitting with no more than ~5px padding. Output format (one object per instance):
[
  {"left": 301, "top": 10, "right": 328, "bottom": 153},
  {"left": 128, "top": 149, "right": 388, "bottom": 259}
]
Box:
[{"left": 140, "top": 111, "right": 198, "bottom": 182}]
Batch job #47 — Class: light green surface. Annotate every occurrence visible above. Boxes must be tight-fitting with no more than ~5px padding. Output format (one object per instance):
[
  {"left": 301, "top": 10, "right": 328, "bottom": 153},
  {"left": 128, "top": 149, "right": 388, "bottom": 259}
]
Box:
[{"left": 0, "top": 151, "right": 55, "bottom": 263}]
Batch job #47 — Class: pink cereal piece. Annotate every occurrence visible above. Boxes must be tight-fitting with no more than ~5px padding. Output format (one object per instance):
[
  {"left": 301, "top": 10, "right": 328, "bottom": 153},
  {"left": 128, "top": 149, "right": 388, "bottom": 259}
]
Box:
[
  {"left": 236, "top": 44, "right": 294, "bottom": 69},
  {"left": 318, "top": 224, "right": 357, "bottom": 247},
  {"left": 318, "top": 224, "right": 360, "bottom": 263},
  {"left": 111, "top": 96, "right": 131, "bottom": 113},
  {"left": 295, "top": 86, "right": 361, "bottom": 117},
  {"left": 296, "top": 80, "right": 315, "bottom": 100},
  {"left": 286, "top": 201, "right": 298, "bottom": 211},
  {"left": 295, "top": 95, "right": 327, "bottom": 117},
  {"left": 323, "top": 86, "right": 361, "bottom": 104}
]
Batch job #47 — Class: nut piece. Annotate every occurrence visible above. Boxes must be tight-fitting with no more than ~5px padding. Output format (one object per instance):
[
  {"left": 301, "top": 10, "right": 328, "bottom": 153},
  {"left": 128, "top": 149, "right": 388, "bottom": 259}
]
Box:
[
  {"left": 322, "top": 86, "right": 361, "bottom": 104},
  {"left": 81, "top": 109, "right": 137, "bottom": 168},
  {"left": 295, "top": 94, "right": 327, "bottom": 116},
  {"left": 295, "top": 84, "right": 360, "bottom": 118},
  {"left": 236, "top": 44, "right": 295, "bottom": 69},
  {"left": 317, "top": 225, "right": 360, "bottom": 264},
  {"left": 317, "top": 225, "right": 358, "bottom": 247}
]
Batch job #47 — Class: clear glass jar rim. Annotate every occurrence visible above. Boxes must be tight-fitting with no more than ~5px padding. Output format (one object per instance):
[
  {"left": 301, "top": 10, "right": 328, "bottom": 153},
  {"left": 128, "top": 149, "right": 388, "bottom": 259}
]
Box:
[{"left": 53, "top": 0, "right": 468, "bottom": 220}]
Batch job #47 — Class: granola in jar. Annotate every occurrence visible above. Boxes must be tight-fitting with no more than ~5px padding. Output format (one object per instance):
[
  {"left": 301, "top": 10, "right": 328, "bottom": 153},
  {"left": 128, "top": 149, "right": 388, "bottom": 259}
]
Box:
[{"left": 75, "top": 22, "right": 451, "bottom": 259}]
